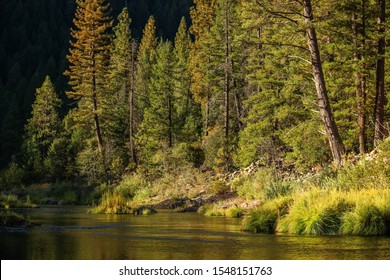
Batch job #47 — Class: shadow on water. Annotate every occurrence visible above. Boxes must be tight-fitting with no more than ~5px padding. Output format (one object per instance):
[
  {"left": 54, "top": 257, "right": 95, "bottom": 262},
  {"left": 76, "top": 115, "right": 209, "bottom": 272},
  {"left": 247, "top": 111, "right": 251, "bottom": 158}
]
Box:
[{"left": 1, "top": 206, "right": 389, "bottom": 260}]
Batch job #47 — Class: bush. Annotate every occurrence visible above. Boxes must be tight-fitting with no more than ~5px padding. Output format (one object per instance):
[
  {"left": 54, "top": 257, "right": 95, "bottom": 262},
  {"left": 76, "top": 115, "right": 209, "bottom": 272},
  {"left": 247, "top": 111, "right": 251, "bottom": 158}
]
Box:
[
  {"left": 236, "top": 168, "right": 276, "bottom": 200},
  {"left": 115, "top": 174, "right": 149, "bottom": 199},
  {"left": 210, "top": 180, "right": 229, "bottom": 195},
  {"left": 0, "top": 162, "right": 25, "bottom": 190}
]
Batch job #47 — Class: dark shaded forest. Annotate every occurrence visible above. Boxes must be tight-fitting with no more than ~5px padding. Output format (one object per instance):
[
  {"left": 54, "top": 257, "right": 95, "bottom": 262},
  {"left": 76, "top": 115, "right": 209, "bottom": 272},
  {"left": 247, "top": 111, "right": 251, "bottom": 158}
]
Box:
[{"left": 0, "top": 0, "right": 193, "bottom": 168}]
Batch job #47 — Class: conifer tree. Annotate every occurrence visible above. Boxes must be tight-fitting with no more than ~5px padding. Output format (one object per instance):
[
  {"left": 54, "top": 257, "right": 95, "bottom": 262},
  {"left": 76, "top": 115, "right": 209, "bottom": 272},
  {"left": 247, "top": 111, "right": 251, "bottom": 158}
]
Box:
[
  {"left": 107, "top": 7, "right": 138, "bottom": 167},
  {"left": 137, "top": 40, "right": 175, "bottom": 166},
  {"left": 173, "top": 17, "right": 202, "bottom": 144},
  {"left": 189, "top": 0, "right": 216, "bottom": 135},
  {"left": 136, "top": 16, "right": 158, "bottom": 119},
  {"left": 24, "top": 76, "right": 61, "bottom": 177},
  {"left": 64, "top": 0, "right": 112, "bottom": 178}
]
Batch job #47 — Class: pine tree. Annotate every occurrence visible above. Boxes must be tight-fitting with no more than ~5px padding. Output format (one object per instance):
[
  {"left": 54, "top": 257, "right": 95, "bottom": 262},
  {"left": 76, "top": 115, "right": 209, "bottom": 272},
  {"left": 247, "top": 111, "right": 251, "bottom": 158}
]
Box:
[
  {"left": 23, "top": 76, "right": 61, "bottom": 177},
  {"left": 136, "top": 16, "right": 158, "bottom": 120},
  {"left": 189, "top": 0, "right": 216, "bottom": 136},
  {"left": 137, "top": 40, "right": 175, "bottom": 167},
  {"left": 173, "top": 17, "right": 202, "bottom": 144},
  {"left": 64, "top": 0, "right": 112, "bottom": 179},
  {"left": 107, "top": 7, "right": 138, "bottom": 168}
]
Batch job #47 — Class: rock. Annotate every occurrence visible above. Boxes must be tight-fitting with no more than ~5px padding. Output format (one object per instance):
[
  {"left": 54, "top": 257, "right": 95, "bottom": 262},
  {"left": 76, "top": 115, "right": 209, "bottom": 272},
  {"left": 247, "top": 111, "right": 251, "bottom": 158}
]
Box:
[
  {"left": 46, "top": 197, "right": 58, "bottom": 205},
  {"left": 174, "top": 206, "right": 199, "bottom": 213},
  {"left": 57, "top": 200, "right": 66, "bottom": 205},
  {"left": 154, "top": 197, "right": 196, "bottom": 209}
]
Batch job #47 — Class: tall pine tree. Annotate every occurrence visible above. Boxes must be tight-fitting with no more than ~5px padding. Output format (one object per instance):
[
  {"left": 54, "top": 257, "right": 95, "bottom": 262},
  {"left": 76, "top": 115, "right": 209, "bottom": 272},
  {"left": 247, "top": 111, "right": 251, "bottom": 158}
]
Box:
[{"left": 65, "top": 0, "right": 112, "bottom": 179}]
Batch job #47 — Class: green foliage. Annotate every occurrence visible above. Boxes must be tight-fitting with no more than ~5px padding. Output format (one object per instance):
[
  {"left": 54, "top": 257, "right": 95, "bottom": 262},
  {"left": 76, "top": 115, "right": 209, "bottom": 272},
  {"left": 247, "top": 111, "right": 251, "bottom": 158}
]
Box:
[
  {"left": 0, "top": 162, "right": 25, "bottom": 190},
  {"left": 242, "top": 210, "right": 278, "bottom": 233},
  {"left": 0, "top": 212, "right": 32, "bottom": 227},
  {"left": 341, "top": 204, "right": 386, "bottom": 235},
  {"left": 210, "top": 180, "right": 229, "bottom": 195},
  {"left": 0, "top": 194, "right": 36, "bottom": 209},
  {"left": 276, "top": 190, "right": 351, "bottom": 235},
  {"left": 200, "top": 203, "right": 244, "bottom": 218},
  {"left": 23, "top": 76, "right": 62, "bottom": 179},
  {"left": 235, "top": 168, "right": 277, "bottom": 200},
  {"left": 90, "top": 192, "right": 132, "bottom": 214},
  {"left": 114, "top": 173, "right": 149, "bottom": 200}
]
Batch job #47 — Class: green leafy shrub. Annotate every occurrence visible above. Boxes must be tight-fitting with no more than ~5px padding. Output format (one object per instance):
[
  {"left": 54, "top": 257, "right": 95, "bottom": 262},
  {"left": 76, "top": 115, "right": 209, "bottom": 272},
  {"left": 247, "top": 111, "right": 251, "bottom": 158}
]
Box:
[{"left": 0, "top": 162, "right": 25, "bottom": 190}]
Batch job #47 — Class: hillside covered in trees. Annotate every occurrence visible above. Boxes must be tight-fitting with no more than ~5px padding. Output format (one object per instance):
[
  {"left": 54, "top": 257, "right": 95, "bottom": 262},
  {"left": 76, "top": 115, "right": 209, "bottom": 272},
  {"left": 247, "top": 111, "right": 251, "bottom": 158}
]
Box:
[
  {"left": 0, "top": 0, "right": 193, "bottom": 168},
  {"left": 0, "top": 0, "right": 389, "bottom": 230}
]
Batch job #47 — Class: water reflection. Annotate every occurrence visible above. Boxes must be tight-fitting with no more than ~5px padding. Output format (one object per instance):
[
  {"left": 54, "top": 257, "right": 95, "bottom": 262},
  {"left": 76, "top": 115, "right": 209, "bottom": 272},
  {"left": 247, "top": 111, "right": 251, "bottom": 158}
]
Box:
[{"left": 1, "top": 206, "right": 389, "bottom": 260}]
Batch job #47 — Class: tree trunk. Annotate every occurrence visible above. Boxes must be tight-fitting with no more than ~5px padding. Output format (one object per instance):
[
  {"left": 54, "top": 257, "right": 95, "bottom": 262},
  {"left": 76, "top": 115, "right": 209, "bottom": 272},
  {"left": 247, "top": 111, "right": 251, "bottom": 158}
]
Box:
[
  {"left": 303, "top": 0, "right": 345, "bottom": 166},
  {"left": 129, "top": 41, "right": 138, "bottom": 165},
  {"left": 224, "top": 0, "right": 230, "bottom": 167},
  {"left": 168, "top": 94, "right": 173, "bottom": 148},
  {"left": 352, "top": 6, "right": 367, "bottom": 154},
  {"left": 91, "top": 52, "right": 108, "bottom": 181},
  {"left": 374, "top": 0, "right": 386, "bottom": 146},
  {"left": 205, "top": 94, "right": 210, "bottom": 136}
]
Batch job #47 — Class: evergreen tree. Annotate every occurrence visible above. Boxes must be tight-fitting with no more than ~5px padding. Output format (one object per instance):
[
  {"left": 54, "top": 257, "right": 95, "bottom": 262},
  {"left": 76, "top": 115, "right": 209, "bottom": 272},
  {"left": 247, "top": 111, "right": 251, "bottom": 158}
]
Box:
[
  {"left": 137, "top": 40, "right": 175, "bottom": 168},
  {"left": 64, "top": 0, "right": 112, "bottom": 180},
  {"left": 189, "top": 0, "right": 216, "bottom": 135},
  {"left": 136, "top": 16, "right": 158, "bottom": 120},
  {"left": 23, "top": 76, "right": 61, "bottom": 178},
  {"left": 173, "top": 17, "right": 202, "bottom": 144},
  {"left": 107, "top": 7, "right": 138, "bottom": 169}
]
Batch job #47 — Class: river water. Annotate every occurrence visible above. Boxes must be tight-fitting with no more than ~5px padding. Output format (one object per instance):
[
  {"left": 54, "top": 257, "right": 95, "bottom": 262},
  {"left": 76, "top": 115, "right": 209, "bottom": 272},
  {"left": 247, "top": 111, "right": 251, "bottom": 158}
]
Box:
[{"left": 1, "top": 206, "right": 389, "bottom": 260}]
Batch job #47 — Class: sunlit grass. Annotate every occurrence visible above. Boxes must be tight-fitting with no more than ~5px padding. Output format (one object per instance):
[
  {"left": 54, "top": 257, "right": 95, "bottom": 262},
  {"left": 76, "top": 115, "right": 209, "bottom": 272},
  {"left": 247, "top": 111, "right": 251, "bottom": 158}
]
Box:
[
  {"left": 199, "top": 203, "right": 244, "bottom": 218},
  {"left": 0, "top": 194, "right": 37, "bottom": 209},
  {"left": 89, "top": 192, "right": 133, "bottom": 214}
]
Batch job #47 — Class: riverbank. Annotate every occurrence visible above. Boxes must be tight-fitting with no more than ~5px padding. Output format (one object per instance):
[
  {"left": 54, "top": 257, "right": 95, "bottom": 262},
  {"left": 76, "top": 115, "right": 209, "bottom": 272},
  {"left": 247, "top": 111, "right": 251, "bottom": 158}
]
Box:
[{"left": 90, "top": 138, "right": 390, "bottom": 236}]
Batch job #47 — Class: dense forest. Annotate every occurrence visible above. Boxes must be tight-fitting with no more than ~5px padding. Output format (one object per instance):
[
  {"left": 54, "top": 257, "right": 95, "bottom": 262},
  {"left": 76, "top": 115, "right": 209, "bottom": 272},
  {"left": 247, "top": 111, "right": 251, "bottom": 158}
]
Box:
[
  {"left": 1, "top": 0, "right": 390, "bottom": 236},
  {"left": 0, "top": 0, "right": 193, "bottom": 168}
]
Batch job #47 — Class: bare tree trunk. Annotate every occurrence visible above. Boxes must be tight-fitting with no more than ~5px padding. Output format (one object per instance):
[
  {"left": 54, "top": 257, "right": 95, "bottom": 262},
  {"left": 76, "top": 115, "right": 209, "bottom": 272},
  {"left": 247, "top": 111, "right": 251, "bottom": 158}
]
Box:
[
  {"left": 91, "top": 52, "right": 108, "bottom": 181},
  {"left": 303, "top": 0, "right": 345, "bottom": 166},
  {"left": 374, "top": 0, "right": 386, "bottom": 146}
]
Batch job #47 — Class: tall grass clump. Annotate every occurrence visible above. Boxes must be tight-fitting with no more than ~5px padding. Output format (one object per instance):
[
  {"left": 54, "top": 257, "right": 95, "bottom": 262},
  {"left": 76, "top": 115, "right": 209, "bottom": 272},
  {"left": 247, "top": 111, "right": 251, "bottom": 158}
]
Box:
[
  {"left": 341, "top": 204, "right": 386, "bottom": 235},
  {"left": 90, "top": 192, "right": 132, "bottom": 214},
  {"left": 242, "top": 209, "right": 277, "bottom": 233},
  {"left": 276, "top": 190, "right": 351, "bottom": 235},
  {"left": 199, "top": 203, "right": 244, "bottom": 218},
  {"left": 242, "top": 196, "right": 293, "bottom": 233},
  {"left": 340, "top": 189, "right": 390, "bottom": 235}
]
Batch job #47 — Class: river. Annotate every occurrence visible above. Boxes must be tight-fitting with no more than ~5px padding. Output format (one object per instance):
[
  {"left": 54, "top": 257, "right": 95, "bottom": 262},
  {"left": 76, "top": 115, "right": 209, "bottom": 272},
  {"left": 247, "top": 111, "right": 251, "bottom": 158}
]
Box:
[{"left": 1, "top": 206, "right": 389, "bottom": 260}]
